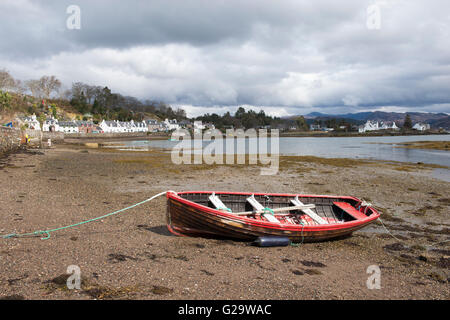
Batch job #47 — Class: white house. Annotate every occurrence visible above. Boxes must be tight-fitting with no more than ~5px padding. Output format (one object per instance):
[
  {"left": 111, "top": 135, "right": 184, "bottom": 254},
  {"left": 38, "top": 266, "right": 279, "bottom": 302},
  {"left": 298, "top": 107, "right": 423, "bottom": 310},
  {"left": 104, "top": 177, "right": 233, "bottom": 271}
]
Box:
[
  {"left": 164, "top": 119, "right": 180, "bottom": 131},
  {"left": 133, "top": 120, "right": 148, "bottom": 132},
  {"left": 21, "top": 114, "right": 41, "bottom": 131},
  {"left": 359, "top": 120, "right": 398, "bottom": 133},
  {"left": 193, "top": 121, "right": 206, "bottom": 134},
  {"left": 119, "top": 121, "right": 132, "bottom": 133},
  {"left": 100, "top": 120, "right": 121, "bottom": 133},
  {"left": 358, "top": 120, "right": 379, "bottom": 133},
  {"left": 57, "top": 121, "right": 79, "bottom": 133},
  {"left": 99, "top": 119, "right": 149, "bottom": 133},
  {"left": 413, "top": 123, "right": 430, "bottom": 131},
  {"left": 42, "top": 117, "right": 59, "bottom": 132},
  {"left": 310, "top": 124, "right": 321, "bottom": 131},
  {"left": 380, "top": 121, "right": 399, "bottom": 130}
]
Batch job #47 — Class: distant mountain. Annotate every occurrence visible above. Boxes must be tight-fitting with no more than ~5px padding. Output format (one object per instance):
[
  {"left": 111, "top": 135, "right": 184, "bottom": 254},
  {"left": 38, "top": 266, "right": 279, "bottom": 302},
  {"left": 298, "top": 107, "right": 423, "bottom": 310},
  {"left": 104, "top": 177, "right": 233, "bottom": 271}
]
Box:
[
  {"left": 304, "top": 112, "right": 328, "bottom": 119},
  {"left": 429, "top": 115, "right": 450, "bottom": 129},
  {"left": 304, "top": 111, "right": 449, "bottom": 129}
]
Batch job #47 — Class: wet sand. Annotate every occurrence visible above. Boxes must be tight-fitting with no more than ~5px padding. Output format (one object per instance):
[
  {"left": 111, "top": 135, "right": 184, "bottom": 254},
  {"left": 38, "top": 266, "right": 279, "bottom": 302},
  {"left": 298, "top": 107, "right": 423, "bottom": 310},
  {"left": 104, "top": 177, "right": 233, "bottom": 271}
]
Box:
[{"left": 0, "top": 143, "right": 448, "bottom": 300}]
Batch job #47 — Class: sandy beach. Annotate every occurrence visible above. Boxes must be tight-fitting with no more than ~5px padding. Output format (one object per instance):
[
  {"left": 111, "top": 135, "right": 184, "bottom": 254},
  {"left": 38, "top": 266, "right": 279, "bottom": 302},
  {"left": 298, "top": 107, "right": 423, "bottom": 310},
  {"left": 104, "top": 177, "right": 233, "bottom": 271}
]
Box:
[{"left": 0, "top": 141, "right": 448, "bottom": 300}]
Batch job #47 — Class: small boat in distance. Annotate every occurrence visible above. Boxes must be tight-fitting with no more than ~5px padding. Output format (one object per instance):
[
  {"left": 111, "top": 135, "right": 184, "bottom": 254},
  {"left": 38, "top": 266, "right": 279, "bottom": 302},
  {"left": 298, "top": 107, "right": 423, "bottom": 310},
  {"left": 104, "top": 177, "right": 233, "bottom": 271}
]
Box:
[{"left": 166, "top": 191, "right": 380, "bottom": 242}]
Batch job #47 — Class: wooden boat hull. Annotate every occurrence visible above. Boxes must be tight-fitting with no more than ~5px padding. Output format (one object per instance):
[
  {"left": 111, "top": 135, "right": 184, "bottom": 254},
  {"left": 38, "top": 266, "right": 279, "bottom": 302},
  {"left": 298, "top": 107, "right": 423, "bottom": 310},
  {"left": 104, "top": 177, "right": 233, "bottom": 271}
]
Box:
[{"left": 166, "top": 191, "right": 380, "bottom": 242}]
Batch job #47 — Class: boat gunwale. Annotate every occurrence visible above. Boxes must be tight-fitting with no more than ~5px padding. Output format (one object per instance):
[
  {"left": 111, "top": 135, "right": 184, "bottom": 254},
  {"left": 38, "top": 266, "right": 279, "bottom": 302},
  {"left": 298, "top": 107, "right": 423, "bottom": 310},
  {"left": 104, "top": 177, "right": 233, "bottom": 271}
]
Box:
[{"left": 167, "top": 191, "right": 380, "bottom": 232}]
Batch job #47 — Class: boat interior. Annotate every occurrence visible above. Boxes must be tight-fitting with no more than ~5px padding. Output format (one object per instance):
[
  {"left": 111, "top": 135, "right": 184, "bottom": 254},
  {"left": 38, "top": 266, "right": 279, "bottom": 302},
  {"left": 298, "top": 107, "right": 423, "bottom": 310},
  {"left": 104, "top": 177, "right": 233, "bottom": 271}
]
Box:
[{"left": 177, "top": 192, "right": 373, "bottom": 225}]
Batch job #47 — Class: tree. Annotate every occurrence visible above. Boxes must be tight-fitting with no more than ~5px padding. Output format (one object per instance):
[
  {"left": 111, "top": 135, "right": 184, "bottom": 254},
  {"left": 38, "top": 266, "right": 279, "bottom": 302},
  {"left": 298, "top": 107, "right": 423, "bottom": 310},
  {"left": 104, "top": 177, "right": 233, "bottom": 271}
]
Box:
[
  {"left": 26, "top": 79, "right": 43, "bottom": 98},
  {"left": 71, "top": 92, "right": 89, "bottom": 114},
  {"left": 71, "top": 82, "right": 86, "bottom": 102},
  {"left": 403, "top": 114, "right": 412, "bottom": 130},
  {"left": 0, "top": 69, "right": 15, "bottom": 91},
  {"left": 295, "top": 116, "right": 309, "bottom": 131},
  {"left": 50, "top": 105, "right": 57, "bottom": 118},
  {"left": 0, "top": 90, "right": 12, "bottom": 111},
  {"left": 11, "top": 79, "right": 26, "bottom": 95},
  {"left": 235, "top": 107, "right": 246, "bottom": 119},
  {"left": 85, "top": 85, "right": 97, "bottom": 104},
  {"left": 39, "top": 75, "right": 62, "bottom": 99},
  {"left": 38, "top": 113, "right": 46, "bottom": 128}
]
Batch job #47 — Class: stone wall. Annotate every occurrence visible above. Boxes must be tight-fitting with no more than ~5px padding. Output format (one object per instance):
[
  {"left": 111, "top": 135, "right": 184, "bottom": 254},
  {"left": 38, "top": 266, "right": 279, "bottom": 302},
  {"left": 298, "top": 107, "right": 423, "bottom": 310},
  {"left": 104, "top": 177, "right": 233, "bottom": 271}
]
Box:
[
  {"left": 43, "top": 131, "right": 64, "bottom": 142},
  {"left": 0, "top": 127, "right": 22, "bottom": 154},
  {"left": 1, "top": 128, "right": 64, "bottom": 154}
]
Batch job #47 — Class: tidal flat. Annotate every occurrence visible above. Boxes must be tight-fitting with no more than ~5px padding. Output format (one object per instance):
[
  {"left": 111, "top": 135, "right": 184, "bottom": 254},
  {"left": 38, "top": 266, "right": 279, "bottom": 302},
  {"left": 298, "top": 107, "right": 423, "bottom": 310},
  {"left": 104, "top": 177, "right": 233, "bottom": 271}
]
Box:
[{"left": 0, "top": 143, "right": 448, "bottom": 300}]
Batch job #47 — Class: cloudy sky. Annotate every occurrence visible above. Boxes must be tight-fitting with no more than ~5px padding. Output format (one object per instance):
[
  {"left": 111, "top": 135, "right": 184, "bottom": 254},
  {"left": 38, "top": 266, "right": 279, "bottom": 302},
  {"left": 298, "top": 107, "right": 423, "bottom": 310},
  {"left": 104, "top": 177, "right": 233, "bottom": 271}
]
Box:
[{"left": 1, "top": 0, "right": 449, "bottom": 117}]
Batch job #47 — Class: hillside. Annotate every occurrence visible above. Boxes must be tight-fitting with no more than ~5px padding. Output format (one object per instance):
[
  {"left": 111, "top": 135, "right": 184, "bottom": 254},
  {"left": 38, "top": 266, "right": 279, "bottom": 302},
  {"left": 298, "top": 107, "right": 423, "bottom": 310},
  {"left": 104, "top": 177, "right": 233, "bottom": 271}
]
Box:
[{"left": 0, "top": 91, "right": 164, "bottom": 125}]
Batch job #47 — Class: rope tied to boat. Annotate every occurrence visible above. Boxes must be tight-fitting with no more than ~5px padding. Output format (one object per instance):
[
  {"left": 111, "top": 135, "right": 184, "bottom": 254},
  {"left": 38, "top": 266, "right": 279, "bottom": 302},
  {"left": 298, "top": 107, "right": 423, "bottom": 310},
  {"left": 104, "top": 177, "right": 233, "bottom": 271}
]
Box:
[
  {"left": 358, "top": 198, "right": 449, "bottom": 248},
  {"left": 290, "top": 220, "right": 305, "bottom": 247},
  {"left": 1, "top": 190, "right": 176, "bottom": 240},
  {"left": 358, "top": 200, "right": 372, "bottom": 215},
  {"left": 357, "top": 198, "right": 403, "bottom": 241}
]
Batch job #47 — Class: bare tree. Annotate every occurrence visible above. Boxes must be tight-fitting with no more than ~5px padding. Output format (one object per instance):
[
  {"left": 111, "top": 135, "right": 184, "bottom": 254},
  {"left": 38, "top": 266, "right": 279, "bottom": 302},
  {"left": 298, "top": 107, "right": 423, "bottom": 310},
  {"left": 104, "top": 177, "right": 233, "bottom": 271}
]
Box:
[
  {"left": 71, "top": 82, "right": 86, "bottom": 102},
  {"left": 12, "top": 79, "right": 26, "bottom": 96},
  {"left": 0, "top": 69, "right": 15, "bottom": 91},
  {"left": 26, "top": 79, "right": 43, "bottom": 98},
  {"left": 85, "top": 85, "right": 97, "bottom": 104},
  {"left": 39, "top": 75, "right": 62, "bottom": 99}
]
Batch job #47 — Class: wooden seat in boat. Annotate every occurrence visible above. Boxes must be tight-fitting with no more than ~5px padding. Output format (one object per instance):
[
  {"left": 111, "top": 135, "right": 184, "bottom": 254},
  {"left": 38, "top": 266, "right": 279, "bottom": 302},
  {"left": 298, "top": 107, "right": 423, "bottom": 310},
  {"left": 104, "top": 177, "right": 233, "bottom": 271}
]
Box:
[
  {"left": 246, "top": 194, "right": 280, "bottom": 224},
  {"left": 333, "top": 202, "right": 368, "bottom": 220},
  {"left": 209, "top": 193, "right": 231, "bottom": 212},
  {"left": 291, "top": 196, "right": 327, "bottom": 225}
]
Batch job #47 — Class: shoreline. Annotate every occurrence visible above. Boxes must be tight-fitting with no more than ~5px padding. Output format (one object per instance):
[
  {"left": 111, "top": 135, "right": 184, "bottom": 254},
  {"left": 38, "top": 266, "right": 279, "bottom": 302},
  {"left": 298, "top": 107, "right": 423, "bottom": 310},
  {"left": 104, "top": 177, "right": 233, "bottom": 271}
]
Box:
[{"left": 61, "top": 130, "right": 449, "bottom": 142}]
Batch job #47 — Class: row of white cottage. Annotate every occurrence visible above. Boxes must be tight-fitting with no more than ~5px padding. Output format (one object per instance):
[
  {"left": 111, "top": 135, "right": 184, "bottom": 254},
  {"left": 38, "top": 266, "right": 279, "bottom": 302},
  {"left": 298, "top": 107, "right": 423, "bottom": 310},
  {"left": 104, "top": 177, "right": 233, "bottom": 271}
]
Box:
[
  {"left": 20, "top": 115, "right": 184, "bottom": 133},
  {"left": 99, "top": 119, "right": 181, "bottom": 133},
  {"left": 358, "top": 120, "right": 431, "bottom": 133},
  {"left": 358, "top": 120, "right": 399, "bottom": 133}
]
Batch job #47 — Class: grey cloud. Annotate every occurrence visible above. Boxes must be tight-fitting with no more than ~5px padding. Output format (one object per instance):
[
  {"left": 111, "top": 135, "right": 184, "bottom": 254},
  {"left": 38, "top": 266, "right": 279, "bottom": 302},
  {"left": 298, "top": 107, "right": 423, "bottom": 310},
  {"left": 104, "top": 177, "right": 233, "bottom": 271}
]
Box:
[{"left": 0, "top": 0, "right": 449, "bottom": 115}]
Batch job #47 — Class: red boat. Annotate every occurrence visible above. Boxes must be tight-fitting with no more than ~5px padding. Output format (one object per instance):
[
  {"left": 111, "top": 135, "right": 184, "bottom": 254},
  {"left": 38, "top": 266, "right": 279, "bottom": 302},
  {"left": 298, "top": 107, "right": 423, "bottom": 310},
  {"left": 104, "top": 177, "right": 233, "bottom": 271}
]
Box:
[{"left": 166, "top": 191, "right": 380, "bottom": 242}]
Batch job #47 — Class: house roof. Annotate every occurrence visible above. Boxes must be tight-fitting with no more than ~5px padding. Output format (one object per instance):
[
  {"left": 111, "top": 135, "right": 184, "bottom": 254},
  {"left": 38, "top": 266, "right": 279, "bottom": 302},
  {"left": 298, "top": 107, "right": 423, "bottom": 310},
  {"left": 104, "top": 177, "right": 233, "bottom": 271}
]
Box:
[{"left": 58, "top": 121, "right": 78, "bottom": 127}]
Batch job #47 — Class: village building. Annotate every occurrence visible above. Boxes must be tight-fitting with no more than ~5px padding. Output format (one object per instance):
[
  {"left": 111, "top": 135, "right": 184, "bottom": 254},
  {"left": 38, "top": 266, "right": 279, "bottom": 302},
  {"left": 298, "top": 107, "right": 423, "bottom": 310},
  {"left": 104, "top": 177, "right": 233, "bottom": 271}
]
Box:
[
  {"left": 413, "top": 123, "right": 430, "bottom": 131},
  {"left": 99, "top": 120, "right": 121, "bottom": 133},
  {"left": 179, "top": 120, "right": 192, "bottom": 129},
  {"left": 57, "top": 121, "right": 79, "bottom": 133},
  {"left": 42, "top": 117, "right": 59, "bottom": 132},
  {"left": 132, "top": 120, "right": 148, "bottom": 132},
  {"left": 118, "top": 121, "right": 133, "bottom": 133},
  {"left": 146, "top": 119, "right": 161, "bottom": 132},
  {"left": 164, "top": 119, "right": 180, "bottom": 131},
  {"left": 20, "top": 114, "right": 41, "bottom": 130},
  {"left": 75, "top": 120, "right": 96, "bottom": 134},
  {"left": 99, "top": 119, "right": 148, "bottom": 133},
  {"left": 309, "top": 124, "right": 321, "bottom": 131},
  {"left": 193, "top": 121, "right": 205, "bottom": 134},
  {"left": 92, "top": 126, "right": 104, "bottom": 134},
  {"left": 358, "top": 120, "right": 398, "bottom": 133},
  {"left": 379, "top": 121, "right": 399, "bottom": 130}
]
